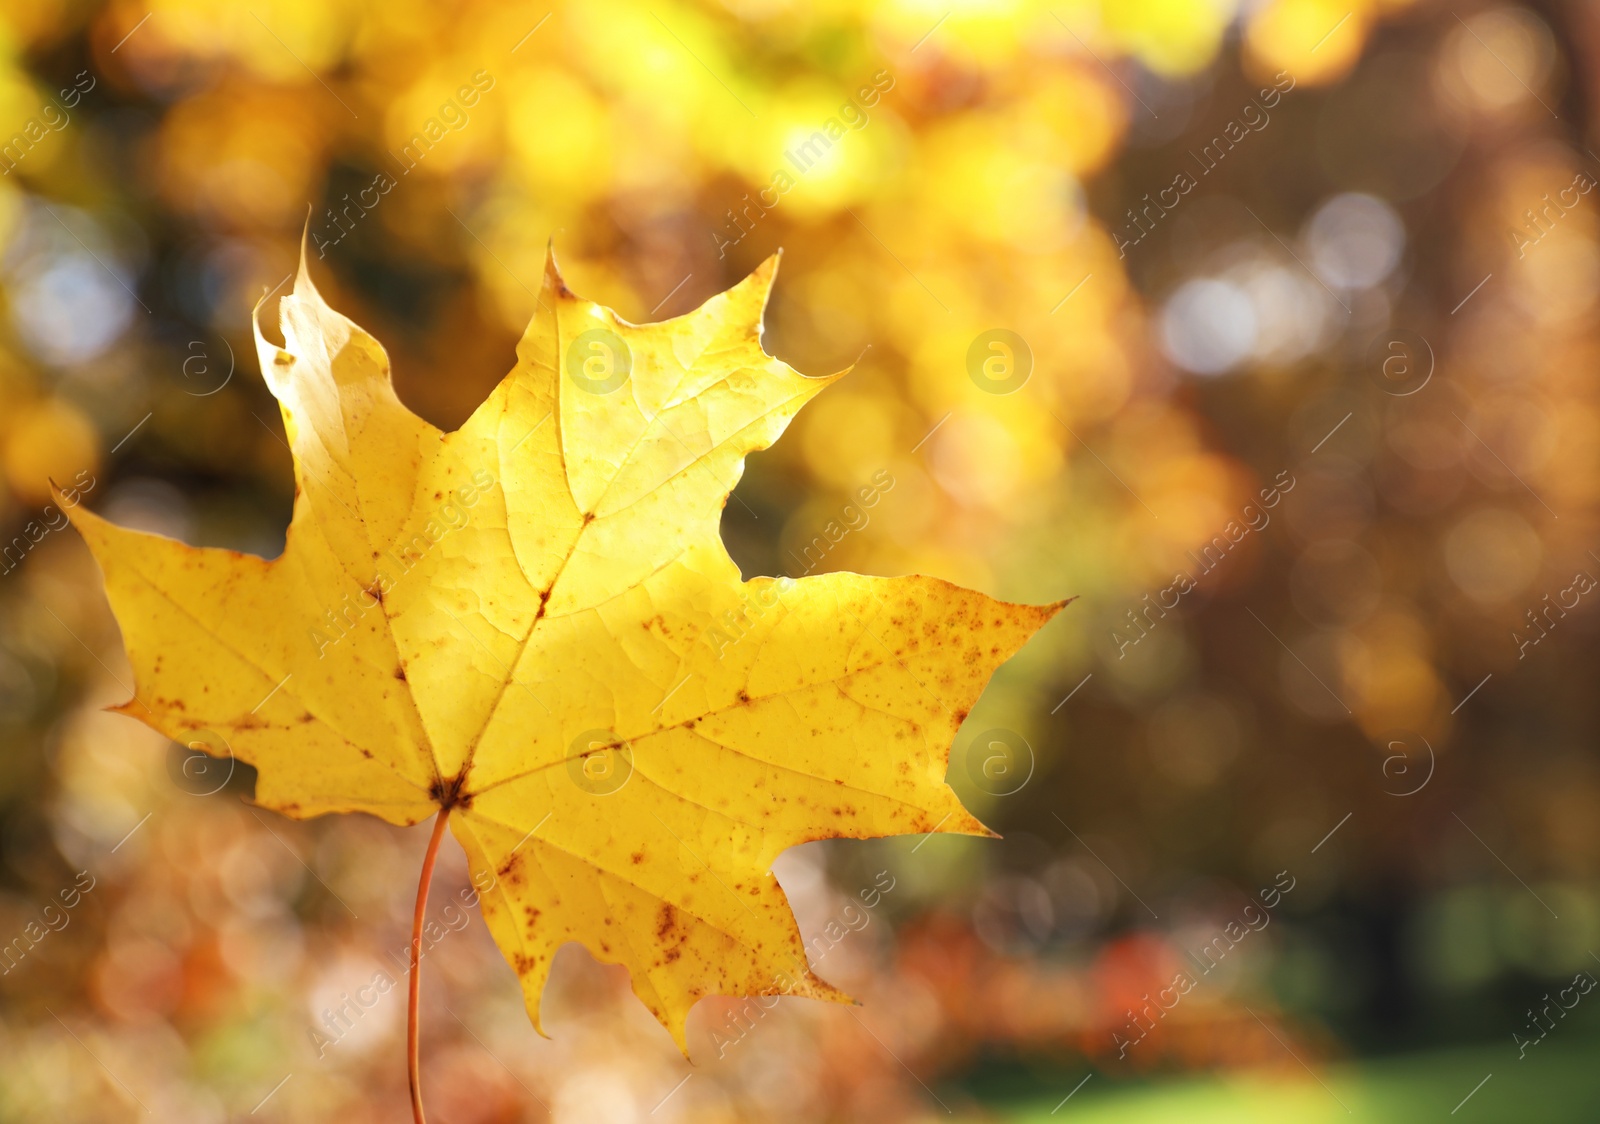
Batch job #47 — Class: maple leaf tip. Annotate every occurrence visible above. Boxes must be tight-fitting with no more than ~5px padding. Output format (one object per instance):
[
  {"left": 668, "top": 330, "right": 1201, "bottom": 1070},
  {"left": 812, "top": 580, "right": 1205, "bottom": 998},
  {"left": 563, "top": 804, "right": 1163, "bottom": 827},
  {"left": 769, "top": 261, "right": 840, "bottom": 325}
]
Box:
[
  {"left": 48, "top": 477, "right": 92, "bottom": 520},
  {"left": 292, "top": 211, "right": 319, "bottom": 291},
  {"left": 822, "top": 342, "right": 871, "bottom": 384},
  {"left": 291, "top": 227, "right": 325, "bottom": 308},
  {"left": 787, "top": 970, "right": 854, "bottom": 1010},
  {"left": 53, "top": 482, "right": 100, "bottom": 533},
  {"left": 541, "top": 242, "right": 574, "bottom": 299},
  {"left": 966, "top": 815, "right": 1003, "bottom": 840},
  {"left": 108, "top": 698, "right": 152, "bottom": 722},
  {"left": 736, "top": 252, "right": 782, "bottom": 313},
  {"left": 1013, "top": 596, "right": 1074, "bottom": 632}
]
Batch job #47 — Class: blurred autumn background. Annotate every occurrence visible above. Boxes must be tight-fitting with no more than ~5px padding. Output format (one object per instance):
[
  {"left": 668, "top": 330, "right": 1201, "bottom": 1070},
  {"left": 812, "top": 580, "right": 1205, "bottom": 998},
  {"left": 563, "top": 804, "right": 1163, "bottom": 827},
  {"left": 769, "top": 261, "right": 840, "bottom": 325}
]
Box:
[{"left": 3, "top": 0, "right": 1600, "bottom": 1119}]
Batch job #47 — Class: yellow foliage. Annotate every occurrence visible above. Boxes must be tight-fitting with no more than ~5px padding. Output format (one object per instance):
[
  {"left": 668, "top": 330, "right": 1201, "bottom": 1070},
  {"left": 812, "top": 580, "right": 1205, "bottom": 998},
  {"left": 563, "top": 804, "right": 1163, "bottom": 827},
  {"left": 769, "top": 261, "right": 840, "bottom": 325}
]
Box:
[{"left": 5, "top": 397, "right": 98, "bottom": 502}]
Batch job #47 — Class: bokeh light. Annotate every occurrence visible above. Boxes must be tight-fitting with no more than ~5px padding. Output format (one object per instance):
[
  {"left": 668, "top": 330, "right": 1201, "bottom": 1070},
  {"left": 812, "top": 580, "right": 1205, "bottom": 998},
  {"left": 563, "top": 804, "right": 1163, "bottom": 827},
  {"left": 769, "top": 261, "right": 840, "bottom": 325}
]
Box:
[{"left": 6, "top": 0, "right": 1600, "bottom": 1121}]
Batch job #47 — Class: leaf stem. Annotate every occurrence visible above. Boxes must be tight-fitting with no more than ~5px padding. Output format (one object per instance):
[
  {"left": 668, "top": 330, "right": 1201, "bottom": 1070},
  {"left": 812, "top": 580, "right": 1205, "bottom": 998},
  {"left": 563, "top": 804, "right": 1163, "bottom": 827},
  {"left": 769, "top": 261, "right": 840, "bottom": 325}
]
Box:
[{"left": 409, "top": 807, "right": 451, "bottom": 1124}]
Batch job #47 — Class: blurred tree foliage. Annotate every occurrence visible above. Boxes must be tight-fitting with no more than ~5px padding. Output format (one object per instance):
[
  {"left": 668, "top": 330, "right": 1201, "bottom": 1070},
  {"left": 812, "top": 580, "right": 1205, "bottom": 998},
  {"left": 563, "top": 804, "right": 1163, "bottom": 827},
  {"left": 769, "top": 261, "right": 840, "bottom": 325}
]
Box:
[{"left": 4, "top": 0, "right": 1600, "bottom": 1120}]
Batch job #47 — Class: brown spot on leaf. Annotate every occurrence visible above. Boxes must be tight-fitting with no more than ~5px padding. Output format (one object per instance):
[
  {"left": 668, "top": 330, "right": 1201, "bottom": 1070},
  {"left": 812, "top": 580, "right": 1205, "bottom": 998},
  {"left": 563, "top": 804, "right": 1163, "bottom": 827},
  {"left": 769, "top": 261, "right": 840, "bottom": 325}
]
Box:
[{"left": 497, "top": 853, "right": 525, "bottom": 885}]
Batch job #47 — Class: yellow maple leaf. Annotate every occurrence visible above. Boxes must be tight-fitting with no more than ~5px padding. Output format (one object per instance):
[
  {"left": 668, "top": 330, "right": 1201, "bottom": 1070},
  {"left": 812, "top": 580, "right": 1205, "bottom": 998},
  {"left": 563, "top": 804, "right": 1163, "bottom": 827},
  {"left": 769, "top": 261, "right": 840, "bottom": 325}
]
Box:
[{"left": 66, "top": 245, "right": 1063, "bottom": 1056}]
